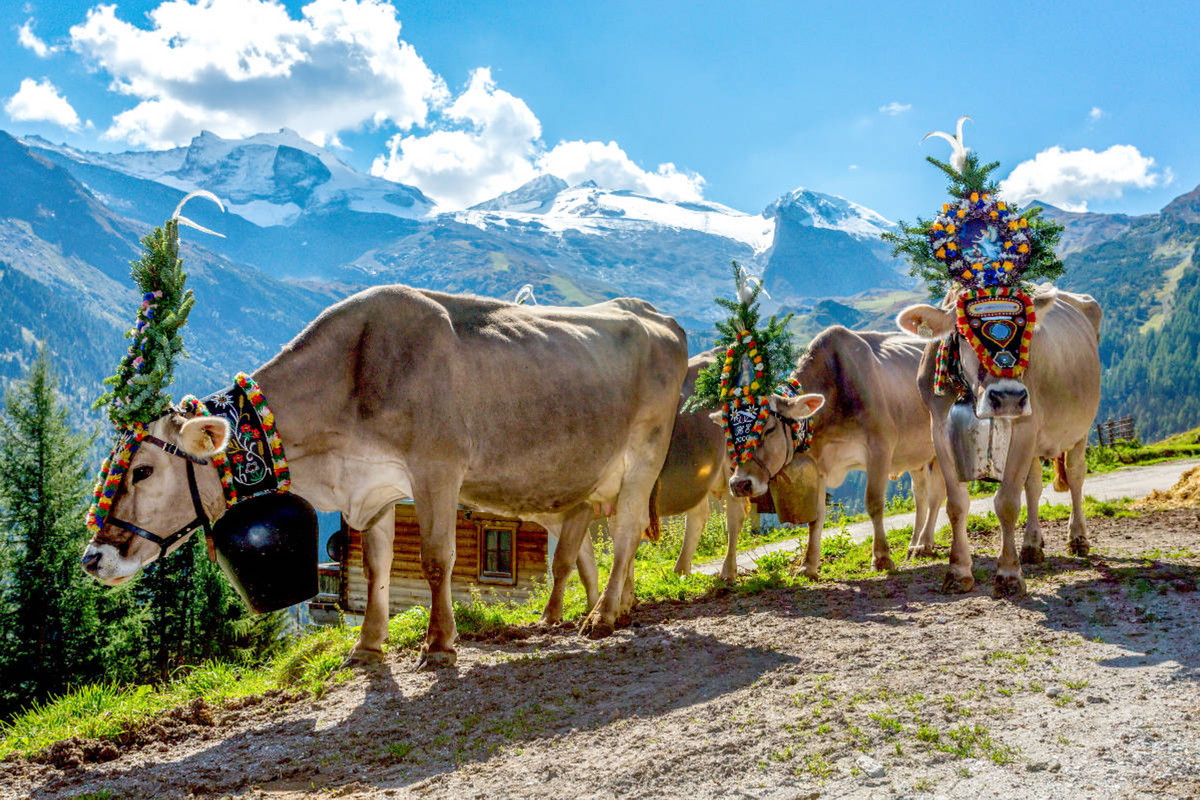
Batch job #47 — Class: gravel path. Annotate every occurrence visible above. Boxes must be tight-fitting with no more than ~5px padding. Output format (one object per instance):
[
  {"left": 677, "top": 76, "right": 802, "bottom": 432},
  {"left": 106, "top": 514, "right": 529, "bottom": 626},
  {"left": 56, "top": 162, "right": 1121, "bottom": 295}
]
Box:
[
  {"left": 8, "top": 507, "right": 1198, "bottom": 800},
  {"left": 702, "top": 460, "right": 1200, "bottom": 577}
]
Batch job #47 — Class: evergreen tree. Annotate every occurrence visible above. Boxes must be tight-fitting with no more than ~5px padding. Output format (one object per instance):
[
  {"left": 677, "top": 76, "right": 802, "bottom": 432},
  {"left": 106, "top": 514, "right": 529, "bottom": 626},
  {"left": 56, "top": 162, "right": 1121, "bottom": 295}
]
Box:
[{"left": 0, "top": 347, "right": 107, "bottom": 715}]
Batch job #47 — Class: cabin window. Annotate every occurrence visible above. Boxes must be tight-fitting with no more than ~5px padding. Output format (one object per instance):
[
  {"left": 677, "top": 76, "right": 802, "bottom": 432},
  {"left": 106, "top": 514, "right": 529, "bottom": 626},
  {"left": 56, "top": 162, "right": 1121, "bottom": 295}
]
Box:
[{"left": 477, "top": 521, "right": 518, "bottom": 585}]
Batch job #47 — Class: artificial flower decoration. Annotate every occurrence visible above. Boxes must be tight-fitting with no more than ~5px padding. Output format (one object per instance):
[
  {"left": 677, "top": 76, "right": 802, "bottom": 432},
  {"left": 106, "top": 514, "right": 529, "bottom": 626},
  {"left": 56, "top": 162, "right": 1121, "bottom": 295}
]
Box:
[
  {"left": 687, "top": 261, "right": 802, "bottom": 467},
  {"left": 882, "top": 118, "right": 1066, "bottom": 389}
]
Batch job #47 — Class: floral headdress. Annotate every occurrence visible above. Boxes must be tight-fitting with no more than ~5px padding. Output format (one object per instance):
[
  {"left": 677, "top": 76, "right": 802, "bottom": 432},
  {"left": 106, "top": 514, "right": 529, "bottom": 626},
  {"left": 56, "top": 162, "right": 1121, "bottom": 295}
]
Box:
[
  {"left": 687, "top": 262, "right": 802, "bottom": 466},
  {"left": 882, "top": 118, "right": 1065, "bottom": 383},
  {"left": 87, "top": 192, "right": 225, "bottom": 533}
]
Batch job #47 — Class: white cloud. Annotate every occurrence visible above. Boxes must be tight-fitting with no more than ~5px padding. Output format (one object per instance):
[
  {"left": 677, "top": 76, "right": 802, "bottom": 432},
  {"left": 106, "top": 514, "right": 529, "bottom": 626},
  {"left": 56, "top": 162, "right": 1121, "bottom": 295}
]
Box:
[
  {"left": 372, "top": 68, "right": 704, "bottom": 209},
  {"left": 4, "top": 77, "right": 82, "bottom": 130},
  {"left": 68, "top": 0, "right": 447, "bottom": 149},
  {"left": 18, "top": 19, "right": 54, "bottom": 57},
  {"left": 878, "top": 102, "right": 911, "bottom": 116},
  {"left": 848, "top": 164, "right": 858, "bottom": 170},
  {"left": 1088, "top": 106, "right": 1104, "bottom": 122},
  {"left": 371, "top": 67, "right": 540, "bottom": 209},
  {"left": 1000, "top": 144, "right": 1165, "bottom": 212},
  {"left": 538, "top": 141, "right": 703, "bottom": 203}
]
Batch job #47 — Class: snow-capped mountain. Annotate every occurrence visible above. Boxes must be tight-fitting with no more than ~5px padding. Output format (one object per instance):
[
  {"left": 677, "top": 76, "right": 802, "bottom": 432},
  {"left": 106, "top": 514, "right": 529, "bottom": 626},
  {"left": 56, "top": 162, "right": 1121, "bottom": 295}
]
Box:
[
  {"left": 458, "top": 177, "right": 776, "bottom": 252},
  {"left": 767, "top": 187, "right": 896, "bottom": 240},
  {"left": 23, "top": 129, "right": 434, "bottom": 227},
  {"left": 15, "top": 129, "right": 909, "bottom": 327}
]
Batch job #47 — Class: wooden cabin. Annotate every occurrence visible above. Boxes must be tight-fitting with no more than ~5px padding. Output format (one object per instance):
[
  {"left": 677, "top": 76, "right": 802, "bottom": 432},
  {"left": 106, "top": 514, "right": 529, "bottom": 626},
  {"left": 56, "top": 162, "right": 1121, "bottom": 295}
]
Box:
[{"left": 308, "top": 502, "right": 550, "bottom": 623}]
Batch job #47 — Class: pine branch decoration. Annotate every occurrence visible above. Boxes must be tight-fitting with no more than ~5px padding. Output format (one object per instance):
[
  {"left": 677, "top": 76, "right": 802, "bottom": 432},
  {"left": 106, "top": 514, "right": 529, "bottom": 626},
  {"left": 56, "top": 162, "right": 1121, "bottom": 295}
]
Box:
[
  {"left": 94, "top": 192, "right": 224, "bottom": 429},
  {"left": 685, "top": 261, "right": 797, "bottom": 411},
  {"left": 94, "top": 220, "right": 195, "bottom": 428}
]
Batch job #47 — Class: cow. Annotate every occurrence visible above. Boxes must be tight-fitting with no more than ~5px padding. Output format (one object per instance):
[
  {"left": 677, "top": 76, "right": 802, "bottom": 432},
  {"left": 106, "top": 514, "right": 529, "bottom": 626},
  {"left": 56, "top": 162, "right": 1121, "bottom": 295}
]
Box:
[
  {"left": 81, "top": 286, "right": 688, "bottom": 668},
  {"left": 712, "top": 327, "right": 947, "bottom": 577},
  {"left": 538, "top": 349, "right": 748, "bottom": 625},
  {"left": 895, "top": 286, "right": 1101, "bottom": 594}
]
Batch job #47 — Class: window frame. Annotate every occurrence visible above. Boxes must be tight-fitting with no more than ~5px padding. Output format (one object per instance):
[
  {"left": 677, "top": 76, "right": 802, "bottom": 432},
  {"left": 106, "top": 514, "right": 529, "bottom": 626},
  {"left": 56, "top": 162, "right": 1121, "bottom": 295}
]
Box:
[{"left": 475, "top": 520, "right": 519, "bottom": 586}]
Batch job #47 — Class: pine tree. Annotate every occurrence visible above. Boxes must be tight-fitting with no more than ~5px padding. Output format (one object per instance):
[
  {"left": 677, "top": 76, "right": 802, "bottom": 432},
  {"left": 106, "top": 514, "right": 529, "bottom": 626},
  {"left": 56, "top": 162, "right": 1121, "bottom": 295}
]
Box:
[{"left": 0, "top": 346, "right": 106, "bottom": 715}]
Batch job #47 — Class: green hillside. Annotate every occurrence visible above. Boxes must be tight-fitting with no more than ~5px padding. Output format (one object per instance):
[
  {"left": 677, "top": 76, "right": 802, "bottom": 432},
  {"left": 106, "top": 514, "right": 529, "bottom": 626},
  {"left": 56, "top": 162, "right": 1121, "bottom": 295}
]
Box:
[{"left": 1056, "top": 187, "right": 1200, "bottom": 441}]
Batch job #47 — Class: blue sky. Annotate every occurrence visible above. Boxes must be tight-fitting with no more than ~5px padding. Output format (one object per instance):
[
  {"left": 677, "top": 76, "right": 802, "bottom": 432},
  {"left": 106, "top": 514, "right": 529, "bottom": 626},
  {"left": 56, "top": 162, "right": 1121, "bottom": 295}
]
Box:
[{"left": 3, "top": 0, "right": 1197, "bottom": 221}]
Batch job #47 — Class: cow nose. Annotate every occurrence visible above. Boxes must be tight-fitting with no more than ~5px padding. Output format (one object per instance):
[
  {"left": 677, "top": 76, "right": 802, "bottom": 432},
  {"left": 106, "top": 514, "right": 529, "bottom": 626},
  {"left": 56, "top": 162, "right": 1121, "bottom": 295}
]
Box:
[
  {"left": 731, "top": 478, "right": 753, "bottom": 497},
  {"left": 989, "top": 387, "right": 1027, "bottom": 408},
  {"left": 80, "top": 550, "right": 102, "bottom": 572}
]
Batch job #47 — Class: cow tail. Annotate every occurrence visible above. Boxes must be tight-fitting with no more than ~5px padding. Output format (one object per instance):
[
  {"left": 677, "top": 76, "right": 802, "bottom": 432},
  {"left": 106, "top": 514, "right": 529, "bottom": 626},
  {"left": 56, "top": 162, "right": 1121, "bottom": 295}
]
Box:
[
  {"left": 1053, "top": 453, "right": 1070, "bottom": 492},
  {"left": 642, "top": 480, "right": 662, "bottom": 542}
]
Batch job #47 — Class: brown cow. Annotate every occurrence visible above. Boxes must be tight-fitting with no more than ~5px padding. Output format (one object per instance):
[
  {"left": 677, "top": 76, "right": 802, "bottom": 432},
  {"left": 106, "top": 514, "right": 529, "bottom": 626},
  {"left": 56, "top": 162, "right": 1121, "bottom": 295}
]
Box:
[
  {"left": 717, "top": 327, "right": 947, "bottom": 577},
  {"left": 896, "top": 287, "right": 1101, "bottom": 594},
  {"left": 539, "top": 349, "right": 747, "bottom": 624},
  {"left": 81, "top": 286, "right": 687, "bottom": 667}
]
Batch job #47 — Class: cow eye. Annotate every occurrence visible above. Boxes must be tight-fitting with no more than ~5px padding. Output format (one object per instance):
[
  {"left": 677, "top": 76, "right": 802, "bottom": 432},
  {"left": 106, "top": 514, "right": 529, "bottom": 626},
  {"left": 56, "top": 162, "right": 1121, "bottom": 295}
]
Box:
[{"left": 132, "top": 466, "right": 154, "bottom": 484}]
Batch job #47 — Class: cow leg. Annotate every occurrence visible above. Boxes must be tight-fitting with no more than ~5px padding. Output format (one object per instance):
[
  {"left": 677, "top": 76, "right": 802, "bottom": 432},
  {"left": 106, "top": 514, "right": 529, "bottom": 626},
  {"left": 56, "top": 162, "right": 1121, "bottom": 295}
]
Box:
[
  {"left": 413, "top": 476, "right": 463, "bottom": 670},
  {"left": 719, "top": 493, "right": 746, "bottom": 582},
  {"left": 801, "top": 482, "right": 826, "bottom": 579},
  {"left": 1021, "top": 458, "right": 1046, "bottom": 564},
  {"left": 865, "top": 451, "right": 895, "bottom": 571},
  {"left": 576, "top": 529, "right": 600, "bottom": 611},
  {"left": 932, "top": 425, "right": 974, "bottom": 593},
  {"left": 673, "top": 498, "right": 711, "bottom": 577},
  {"left": 540, "top": 505, "right": 594, "bottom": 625},
  {"left": 907, "top": 464, "right": 933, "bottom": 559},
  {"left": 921, "top": 459, "right": 947, "bottom": 553},
  {"left": 345, "top": 505, "right": 395, "bottom": 666},
  {"left": 994, "top": 432, "right": 1036, "bottom": 597},
  {"left": 1065, "top": 438, "right": 1090, "bottom": 556},
  {"left": 581, "top": 474, "right": 655, "bottom": 639}
]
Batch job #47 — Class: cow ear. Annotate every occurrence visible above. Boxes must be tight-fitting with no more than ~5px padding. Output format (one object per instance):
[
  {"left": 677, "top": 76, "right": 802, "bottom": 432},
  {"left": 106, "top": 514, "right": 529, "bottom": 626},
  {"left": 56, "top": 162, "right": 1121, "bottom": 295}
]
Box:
[
  {"left": 1031, "top": 288, "right": 1057, "bottom": 330},
  {"left": 178, "top": 417, "right": 231, "bottom": 457},
  {"left": 897, "top": 304, "right": 954, "bottom": 340},
  {"left": 708, "top": 409, "right": 726, "bottom": 428},
  {"left": 773, "top": 392, "right": 824, "bottom": 419}
]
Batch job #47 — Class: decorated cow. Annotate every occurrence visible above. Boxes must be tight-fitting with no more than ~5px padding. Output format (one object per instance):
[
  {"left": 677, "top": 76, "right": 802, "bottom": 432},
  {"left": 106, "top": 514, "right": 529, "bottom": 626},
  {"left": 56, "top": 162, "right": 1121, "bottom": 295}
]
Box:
[
  {"left": 682, "top": 265, "right": 946, "bottom": 577},
  {"left": 538, "top": 348, "right": 750, "bottom": 625},
  {"left": 886, "top": 121, "right": 1101, "bottom": 595},
  {"left": 80, "top": 197, "right": 688, "bottom": 668}
]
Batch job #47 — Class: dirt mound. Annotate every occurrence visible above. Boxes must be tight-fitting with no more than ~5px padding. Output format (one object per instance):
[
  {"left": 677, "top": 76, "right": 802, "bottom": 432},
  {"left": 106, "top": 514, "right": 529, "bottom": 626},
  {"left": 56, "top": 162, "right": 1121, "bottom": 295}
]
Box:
[{"left": 1137, "top": 464, "right": 1200, "bottom": 508}]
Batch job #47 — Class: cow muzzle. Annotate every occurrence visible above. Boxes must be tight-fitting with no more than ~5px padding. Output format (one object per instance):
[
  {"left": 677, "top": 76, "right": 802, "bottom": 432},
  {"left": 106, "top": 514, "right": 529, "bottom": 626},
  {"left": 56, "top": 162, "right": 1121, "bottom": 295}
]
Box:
[
  {"left": 729, "top": 473, "right": 768, "bottom": 499},
  {"left": 80, "top": 541, "right": 141, "bottom": 585},
  {"left": 978, "top": 379, "right": 1031, "bottom": 419}
]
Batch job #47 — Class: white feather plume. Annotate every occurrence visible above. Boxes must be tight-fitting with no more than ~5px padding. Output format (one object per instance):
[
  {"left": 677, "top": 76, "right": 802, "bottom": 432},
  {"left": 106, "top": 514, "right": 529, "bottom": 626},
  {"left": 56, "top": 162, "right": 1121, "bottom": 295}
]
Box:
[
  {"left": 736, "top": 273, "right": 770, "bottom": 306},
  {"left": 514, "top": 283, "right": 537, "bottom": 305},
  {"left": 171, "top": 190, "right": 226, "bottom": 238},
  {"left": 921, "top": 115, "right": 972, "bottom": 174}
]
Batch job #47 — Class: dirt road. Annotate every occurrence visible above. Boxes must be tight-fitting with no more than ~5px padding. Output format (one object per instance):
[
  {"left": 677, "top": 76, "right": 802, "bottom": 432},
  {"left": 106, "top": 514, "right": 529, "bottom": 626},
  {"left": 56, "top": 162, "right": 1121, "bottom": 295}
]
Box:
[{"left": 7, "top": 506, "right": 1199, "bottom": 800}]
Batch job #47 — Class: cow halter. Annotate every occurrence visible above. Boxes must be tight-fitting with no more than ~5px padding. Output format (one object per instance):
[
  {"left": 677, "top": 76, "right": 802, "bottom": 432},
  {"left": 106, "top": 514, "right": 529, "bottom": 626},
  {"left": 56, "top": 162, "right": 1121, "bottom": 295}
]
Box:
[{"left": 86, "top": 373, "right": 291, "bottom": 559}]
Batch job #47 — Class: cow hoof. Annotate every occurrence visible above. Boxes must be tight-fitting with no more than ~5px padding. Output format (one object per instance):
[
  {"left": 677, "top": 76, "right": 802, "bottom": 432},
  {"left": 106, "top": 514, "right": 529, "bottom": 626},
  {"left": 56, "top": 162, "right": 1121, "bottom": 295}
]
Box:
[
  {"left": 718, "top": 566, "right": 739, "bottom": 583},
  {"left": 535, "top": 613, "right": 562, "bottom": 629},
  {"left": 907, "top": 546, "right": 934, "bottom": 560},
  {"left": 874, "top": 555, "right": 896, "bottom": 572},
  {"left": 580, "top": 612, "right": 615, "bottom": 639},
  {"left": 415, "top": 648, "right": 457, "bottom": 671},
  {"left": 941, "top": 571, "right": 975, "bottom": 594},
  {"left": 799, "top": 565, "right": 820, "bottom": 581},
  {"left": 341, "top": 647, "right": 384, "bottom": 668},
  {"left": 994, "top": 573, "right": 1027, "bottom": 597},
  {"left": 1020, "top": 545, "right": 1045, "bottom": 565},
  {"left": 1067, "top": 538, "right": 1090, "bottom": 557}
]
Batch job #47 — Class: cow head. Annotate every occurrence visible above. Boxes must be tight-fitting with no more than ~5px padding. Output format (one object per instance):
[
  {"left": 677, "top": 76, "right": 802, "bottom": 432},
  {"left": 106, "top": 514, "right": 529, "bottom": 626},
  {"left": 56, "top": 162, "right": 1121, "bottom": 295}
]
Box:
[
  {"left": 710, "top": 391, "right": 824, "bottom": 498},
  {"left": 80, "top": 413, "right": 231, "bottom": 585},
  {"left": 897, "top": 289, "right": 1058, "bottom": 419}
]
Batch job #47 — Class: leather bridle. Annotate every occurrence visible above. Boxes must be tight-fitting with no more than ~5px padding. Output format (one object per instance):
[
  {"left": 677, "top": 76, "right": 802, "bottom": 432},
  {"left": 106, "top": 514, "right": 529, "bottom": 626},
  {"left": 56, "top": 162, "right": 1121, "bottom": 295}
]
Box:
[{"left": 106, "top": 434, "right": 215, "bottom": 557}]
